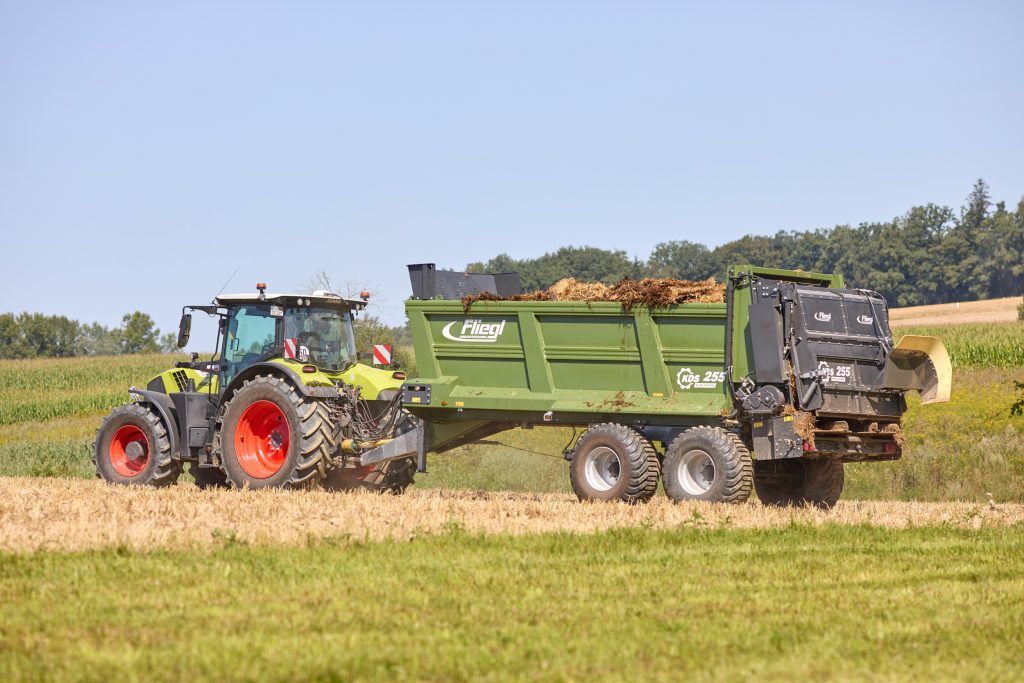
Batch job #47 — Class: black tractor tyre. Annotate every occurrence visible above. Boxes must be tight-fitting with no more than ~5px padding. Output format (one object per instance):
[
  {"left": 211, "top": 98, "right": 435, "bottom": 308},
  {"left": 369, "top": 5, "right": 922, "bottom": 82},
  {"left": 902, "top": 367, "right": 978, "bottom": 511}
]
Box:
[
  {"left": 189, "top": 462, "right": 230, "bottom": 489},
  {"left": 324, "top": 457, "right": 417, "bottom": 494},
  {"left": 93, "top": 403, "right": 182, "bottom": 487},
  {"left": 662, "top": 427, "right": 752, "bottom": 504},
  {"left": 219, "top": 375, "right": 334, "bottom": 489},
  {"left": 753, "top": 458, "right": 844, "bottom": 509},
  {"left": 568, "top": 423, "right": 659, "bottom": 504}
]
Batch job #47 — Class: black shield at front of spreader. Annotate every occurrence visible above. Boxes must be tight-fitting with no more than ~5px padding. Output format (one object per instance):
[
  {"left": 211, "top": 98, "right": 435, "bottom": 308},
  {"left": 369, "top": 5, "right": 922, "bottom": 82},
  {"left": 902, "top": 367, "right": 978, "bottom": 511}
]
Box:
[{"left": 789, "top": 285, "right": 904, "bottom": 419}]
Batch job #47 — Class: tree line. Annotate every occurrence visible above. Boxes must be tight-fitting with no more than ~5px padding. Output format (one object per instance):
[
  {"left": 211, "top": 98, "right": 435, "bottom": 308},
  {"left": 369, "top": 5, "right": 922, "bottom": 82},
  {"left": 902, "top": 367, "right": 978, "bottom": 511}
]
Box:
[
  {"left": 5, "top": 180, "right": 1019, "bottom": 360},
  {"left": 467, "top": 179, "right": 1024, "bottom": 307},
  {"left": 0, "top": 312, "right": 173, "bottom": 359}
]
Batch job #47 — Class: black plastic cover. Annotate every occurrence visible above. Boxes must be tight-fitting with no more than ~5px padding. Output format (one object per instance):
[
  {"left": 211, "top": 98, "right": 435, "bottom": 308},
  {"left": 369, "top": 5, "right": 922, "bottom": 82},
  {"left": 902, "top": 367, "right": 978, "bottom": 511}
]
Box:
[{"left": 407, "top": 263, "right": 521, "bottom": 300}]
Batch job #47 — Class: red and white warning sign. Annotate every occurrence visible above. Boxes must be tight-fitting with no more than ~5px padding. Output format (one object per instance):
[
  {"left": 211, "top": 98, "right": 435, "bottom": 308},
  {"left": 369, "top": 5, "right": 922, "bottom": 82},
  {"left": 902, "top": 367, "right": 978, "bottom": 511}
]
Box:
[
  {"left": 371, "top": 344, "right": 392, "bottom": 365},
  {"left": 284, "top": 338, "right": 298, "bottom": 359}
]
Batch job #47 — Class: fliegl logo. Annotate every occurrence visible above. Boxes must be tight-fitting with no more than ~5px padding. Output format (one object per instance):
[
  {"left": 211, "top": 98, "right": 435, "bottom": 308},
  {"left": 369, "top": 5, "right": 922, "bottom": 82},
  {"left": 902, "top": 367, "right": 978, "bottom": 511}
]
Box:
[
  {"left": 857, "top": 315, "right": 874, "bottom": 325},
  {"left": 442, "top": 319, "right": 508, "bottom": 343},
  {"left": 814, "top": 311, "right": 832, "bottom": 323}
]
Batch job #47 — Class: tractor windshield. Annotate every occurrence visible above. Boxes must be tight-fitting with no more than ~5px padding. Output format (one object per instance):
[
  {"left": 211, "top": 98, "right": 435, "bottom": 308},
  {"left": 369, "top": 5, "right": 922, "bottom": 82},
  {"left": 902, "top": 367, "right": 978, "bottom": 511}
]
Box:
[{"left": 284, "top": 306, "right": 357, "bottom": 371}]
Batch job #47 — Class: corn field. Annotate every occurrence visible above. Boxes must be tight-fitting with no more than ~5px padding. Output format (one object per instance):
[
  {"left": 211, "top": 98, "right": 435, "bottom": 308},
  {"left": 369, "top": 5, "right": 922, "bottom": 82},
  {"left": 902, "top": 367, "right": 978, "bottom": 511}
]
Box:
[
  {"left": 898, "top": 323, "right": 1024, "bottom": 368},
  {"left": 0, "top": 354, "right": 182, "bottom": 425}
]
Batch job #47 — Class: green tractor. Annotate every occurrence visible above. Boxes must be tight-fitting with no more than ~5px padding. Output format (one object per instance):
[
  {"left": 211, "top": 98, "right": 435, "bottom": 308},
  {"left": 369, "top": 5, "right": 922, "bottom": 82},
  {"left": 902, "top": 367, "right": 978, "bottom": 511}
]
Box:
[{"left": 93, "top": 283, "right": 418, "bottom": 492}]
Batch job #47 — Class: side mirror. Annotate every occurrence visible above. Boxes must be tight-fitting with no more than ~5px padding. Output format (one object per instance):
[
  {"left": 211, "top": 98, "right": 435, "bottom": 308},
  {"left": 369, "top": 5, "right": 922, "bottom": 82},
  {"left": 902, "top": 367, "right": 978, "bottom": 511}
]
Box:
[{"left": 177, "top": 313, "right": 192, "bottom": 348}]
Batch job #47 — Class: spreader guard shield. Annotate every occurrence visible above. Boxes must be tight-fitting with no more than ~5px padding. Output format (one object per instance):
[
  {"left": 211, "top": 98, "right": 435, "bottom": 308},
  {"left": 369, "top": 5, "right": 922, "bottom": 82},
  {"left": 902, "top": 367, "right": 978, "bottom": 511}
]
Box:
[
  {"left": 358, "top": 427, "right": 424, "bottom": 467},
  {"left": 882, "top": 335, "right": 951, "bottom": 405}
]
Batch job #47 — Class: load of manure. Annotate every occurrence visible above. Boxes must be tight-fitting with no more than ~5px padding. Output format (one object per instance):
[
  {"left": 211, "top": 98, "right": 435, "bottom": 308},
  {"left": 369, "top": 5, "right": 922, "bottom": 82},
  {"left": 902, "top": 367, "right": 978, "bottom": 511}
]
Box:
[{"left": 462, "top": 276, "right": 724, "bottom": 312}]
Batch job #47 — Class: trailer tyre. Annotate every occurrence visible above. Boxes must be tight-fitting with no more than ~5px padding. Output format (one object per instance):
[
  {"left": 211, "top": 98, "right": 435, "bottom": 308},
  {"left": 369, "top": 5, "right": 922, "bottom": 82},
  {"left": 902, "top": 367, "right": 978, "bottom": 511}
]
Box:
[
  {"left": 753, "top": 458, "right": 844, "bottom": 509},
  {"left": 569, "top": 423, "right": 659, "bottom": 504},
  {"left": 662, "top": 427, "right": 752, "bottom": 504},
  {"left": 219, "top": 375, "right": 332, "bottom": 489},
  {"left": 93, "top": 403, "right": 182, "bottom": 487}
]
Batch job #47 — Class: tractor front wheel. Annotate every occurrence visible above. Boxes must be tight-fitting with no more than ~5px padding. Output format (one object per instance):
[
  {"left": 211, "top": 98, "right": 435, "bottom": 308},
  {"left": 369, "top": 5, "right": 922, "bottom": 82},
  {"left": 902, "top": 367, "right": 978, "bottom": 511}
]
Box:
[
  {"left": 93, "top": 403, "right": 182, "bottom": 486},
  {"left": 219, "top": 375, "right": 334, "bottom": 489}
]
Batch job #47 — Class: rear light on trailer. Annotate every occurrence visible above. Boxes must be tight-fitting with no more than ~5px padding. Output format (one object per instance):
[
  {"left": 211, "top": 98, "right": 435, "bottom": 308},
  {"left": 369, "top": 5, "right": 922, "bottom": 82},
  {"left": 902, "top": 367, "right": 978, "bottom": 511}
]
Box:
[
  {"left": 802, "top": 441, "right": 813, "bottom": 452},
  {"left": 884, "top": 442, "right": 897, "bottom": 454}
]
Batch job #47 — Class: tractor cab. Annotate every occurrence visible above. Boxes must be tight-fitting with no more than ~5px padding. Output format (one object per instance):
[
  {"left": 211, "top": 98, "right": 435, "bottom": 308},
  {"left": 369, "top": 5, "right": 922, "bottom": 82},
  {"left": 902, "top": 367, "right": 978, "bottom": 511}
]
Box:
[{"left": 176, "top": 284, "right": 369, "bottom": 389}]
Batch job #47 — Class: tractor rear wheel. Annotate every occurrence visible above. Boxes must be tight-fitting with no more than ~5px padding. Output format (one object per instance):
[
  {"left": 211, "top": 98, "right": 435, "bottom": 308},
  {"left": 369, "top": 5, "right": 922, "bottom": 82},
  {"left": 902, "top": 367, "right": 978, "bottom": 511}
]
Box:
[
  {"left": 753, "top": 458, "right": 844, "bottom": 509},
  {"left": 662, "top": 426, "right": 752, "bottom": 504},
  {"left": 568, "top": 423, "right": 659, "bottom": 504},
  {"left": 219, "top": 375, "right": 333, "bottom": 489},
  {"left": 93, "top": 403, "right": 182, "bottom": 487}
]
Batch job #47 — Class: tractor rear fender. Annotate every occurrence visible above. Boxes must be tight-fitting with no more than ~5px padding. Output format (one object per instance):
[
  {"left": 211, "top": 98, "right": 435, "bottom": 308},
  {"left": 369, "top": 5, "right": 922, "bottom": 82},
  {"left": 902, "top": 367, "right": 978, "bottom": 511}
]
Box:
[
  {"left": 127, "top": 388, "right": 182, "bottom": 458},
  {"left": 882, "top": 335, "right": 952, "bottom": 405},
  {"left": 220, "top": 362, "right": 341, "bottom": 407}
]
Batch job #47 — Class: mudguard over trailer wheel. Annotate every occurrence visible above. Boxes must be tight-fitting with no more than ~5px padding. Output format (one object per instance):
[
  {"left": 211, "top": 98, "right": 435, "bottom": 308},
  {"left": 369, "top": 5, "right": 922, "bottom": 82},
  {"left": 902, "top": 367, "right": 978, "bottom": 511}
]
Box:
[
  {"left": 568, "top": 423, "right": 659, "bottom": 504},
  {"left": 662, "top": 427, "right": 752, "bottom": 504},
  {"left": 753, "top": 458, "right": 844, "bottom": 509},
  {"left": 93, "top": 403, "right": 183, "bottom": 487},
  {"left": 219, "top": 375, "right": 333, "bottom": 489}
]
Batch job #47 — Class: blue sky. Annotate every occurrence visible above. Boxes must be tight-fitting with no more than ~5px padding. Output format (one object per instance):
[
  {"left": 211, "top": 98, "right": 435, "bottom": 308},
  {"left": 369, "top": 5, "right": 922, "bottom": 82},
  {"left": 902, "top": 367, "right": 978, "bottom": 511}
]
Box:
[{"left": 2, "top": 1, "right": 1022, "bottom": 344}]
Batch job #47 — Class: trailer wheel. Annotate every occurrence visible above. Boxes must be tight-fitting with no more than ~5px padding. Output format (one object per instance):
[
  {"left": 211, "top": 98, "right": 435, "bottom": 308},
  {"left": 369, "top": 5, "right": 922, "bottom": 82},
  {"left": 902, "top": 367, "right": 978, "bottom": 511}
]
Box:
[
  {"left": 219, "top": 375, "right": 332, "bottom": 489},
  {"left": 93, "top": 403, "right": 182, "bottom": 487},
  {"left": 569, "top": 423, "right": 659, "bottom": 503},
  {"left": 753, "top": 458, "right": 844, "bottom": 509},
  {"left": 662, "top": 427, "right": 752, "bottom": 504}
]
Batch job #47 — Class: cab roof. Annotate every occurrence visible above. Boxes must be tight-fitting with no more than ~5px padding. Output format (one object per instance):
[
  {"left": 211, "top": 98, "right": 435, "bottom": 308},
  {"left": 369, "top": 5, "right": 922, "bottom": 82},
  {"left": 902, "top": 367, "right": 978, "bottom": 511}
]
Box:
[{"left": 214, "top": 291, "right": 367, "bottom": 310}]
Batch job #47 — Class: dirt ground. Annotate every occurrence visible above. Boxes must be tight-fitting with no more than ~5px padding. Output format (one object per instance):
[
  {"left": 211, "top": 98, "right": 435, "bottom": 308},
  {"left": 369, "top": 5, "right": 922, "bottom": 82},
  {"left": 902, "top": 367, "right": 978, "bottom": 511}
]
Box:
[
  {"left": 1, "top": 477, "right": 1019, "bottom": 553},
  {"left": 889, "top": 296, "right": 1021, "bottom": 327}
]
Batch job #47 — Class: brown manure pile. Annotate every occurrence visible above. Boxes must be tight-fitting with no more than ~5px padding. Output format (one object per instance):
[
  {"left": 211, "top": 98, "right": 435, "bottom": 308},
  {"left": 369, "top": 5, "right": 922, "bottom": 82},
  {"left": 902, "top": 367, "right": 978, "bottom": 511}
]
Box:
[{"left": 464, "top": 276, "right": 724, "bottom": 311}]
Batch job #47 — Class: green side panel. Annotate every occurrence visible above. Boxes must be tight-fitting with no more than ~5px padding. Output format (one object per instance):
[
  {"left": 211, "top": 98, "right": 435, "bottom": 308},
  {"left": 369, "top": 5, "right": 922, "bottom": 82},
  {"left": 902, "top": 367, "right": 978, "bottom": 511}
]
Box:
[{"left": 405, "top": 300, "right": 731, "bottom": 420}]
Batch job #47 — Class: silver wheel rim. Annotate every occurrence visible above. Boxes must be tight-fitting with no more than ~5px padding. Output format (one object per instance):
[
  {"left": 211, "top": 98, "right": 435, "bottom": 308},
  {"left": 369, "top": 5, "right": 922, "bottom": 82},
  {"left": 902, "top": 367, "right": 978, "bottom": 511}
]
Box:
[
  {"left": 583, "top": 446, "right": 621, "bottom": 492},
  {"left": 678, "top": 449, "right": 716, "bottom": 495}
]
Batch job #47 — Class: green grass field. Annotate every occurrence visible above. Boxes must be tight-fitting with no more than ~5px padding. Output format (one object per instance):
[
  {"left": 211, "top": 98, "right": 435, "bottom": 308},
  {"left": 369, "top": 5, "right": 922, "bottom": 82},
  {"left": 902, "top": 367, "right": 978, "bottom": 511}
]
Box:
[{"left": 3, "top": 525, "right": 1023, "bottom": 681}]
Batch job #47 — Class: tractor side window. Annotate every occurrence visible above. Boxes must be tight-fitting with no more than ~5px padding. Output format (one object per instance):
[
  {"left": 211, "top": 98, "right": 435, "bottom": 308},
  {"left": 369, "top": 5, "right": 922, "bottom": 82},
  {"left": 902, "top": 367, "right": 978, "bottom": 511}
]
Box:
[{"left": 222, "top": 306, "right": 278, "bottom": 386}]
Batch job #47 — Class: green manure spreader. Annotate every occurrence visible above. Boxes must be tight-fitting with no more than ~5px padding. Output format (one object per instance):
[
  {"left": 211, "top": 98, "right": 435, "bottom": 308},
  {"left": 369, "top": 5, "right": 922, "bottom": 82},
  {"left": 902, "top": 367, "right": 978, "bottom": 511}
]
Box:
[{"left": 393, "top": 264, "right": 951, "bottom": 507}]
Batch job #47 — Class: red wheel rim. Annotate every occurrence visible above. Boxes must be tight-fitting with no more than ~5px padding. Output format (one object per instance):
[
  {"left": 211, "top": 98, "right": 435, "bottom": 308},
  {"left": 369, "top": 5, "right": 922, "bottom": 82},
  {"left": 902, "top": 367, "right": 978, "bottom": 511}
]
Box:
[
  {"left": 109, "top": 425, "right": 150, "bottom": 477},
  {"left": 234, "top": 400, "right": 290, "bottom": 479}
]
